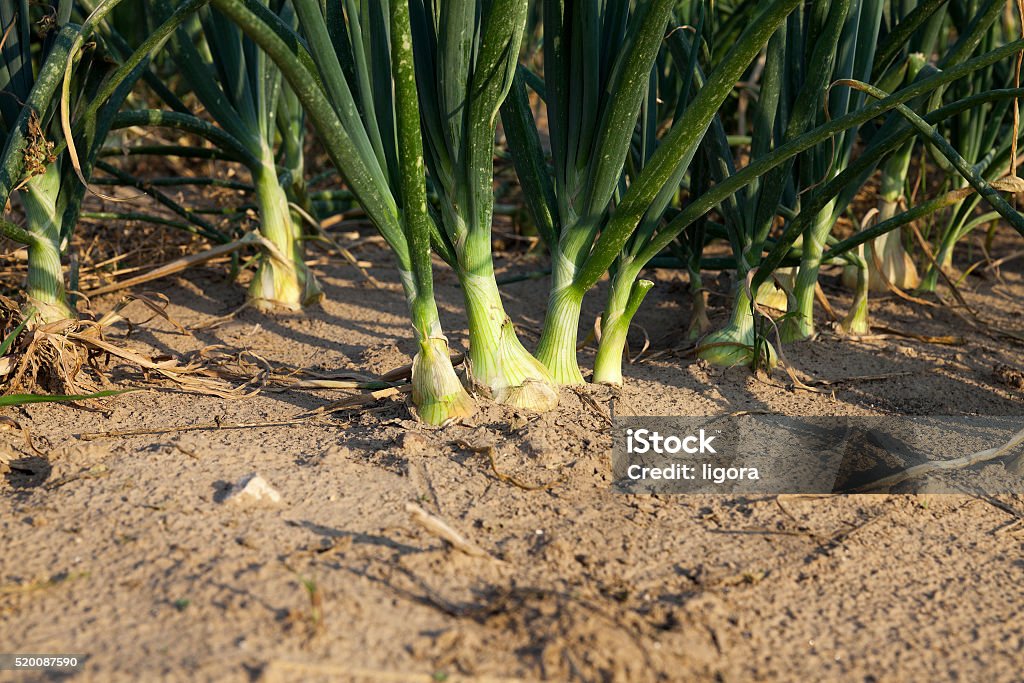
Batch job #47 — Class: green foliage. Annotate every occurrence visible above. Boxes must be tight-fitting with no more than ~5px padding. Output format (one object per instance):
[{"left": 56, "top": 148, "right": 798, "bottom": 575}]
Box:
[{"left": 1, "top": 0, "right": 1022, "bottom": 420}]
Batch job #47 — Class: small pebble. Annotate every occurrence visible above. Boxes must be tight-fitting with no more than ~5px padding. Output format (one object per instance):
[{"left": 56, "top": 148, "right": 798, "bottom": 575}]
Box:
[{"left": 223, "top": 473, "right": 282, "bottom": 505}]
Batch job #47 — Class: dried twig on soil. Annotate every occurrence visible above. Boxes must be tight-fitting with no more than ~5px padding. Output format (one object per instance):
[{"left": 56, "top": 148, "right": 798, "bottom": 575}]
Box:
[
  {"left": 0, "top": 416, "right": 44, "bottom": 455},
  {"left": 852, "top": 426, "right": 1024, "bottom": 492},
  {"left": 907, "top": 224, "right": 1024, "bottom": 345},
  {"left": 189, "top": 302, "right": 252, "bottom": 331},
  {"left": 85, "top": 233, "right": 262, "bottom": 297},
  {"left": 975, "top": 496, "right": 1024, "bottom": 535},
  {"left": 78, "top": 414, "right": 320, "bottom": 440},
  {"left": 802, "top": 371, "right": 914, "bottom": 387},
  {"left": 299, "top": 386, "right": 411, "bottom": 417},
  {"left": 186, "top": 346, "right": 404, "bottom": 393},
  {"left": 45, "top": 464, "right": 110, "bottom": 490},
  {"left": 572, "top": 388, "right": 612, "bottom": 427},
  {"left": 775, "top": 496, "right": 820, "bottom": 531},
  {"left": 851, "top": 326, "right": 964, "bottom": 345},
  {"left": 0, "top": 571, "right": 90, "bottom": 597},
  {"left": 629, "top": 339, "right": 697, "bottom": 364},
  {"left": 404, "top": 502, "right": 498, "bottom": 561},
  {"left": 452, "top": 439, "right": 562, "bottom": 491},
  {"left": 290, "top": 204, "right": 382, "bottom": 288}
]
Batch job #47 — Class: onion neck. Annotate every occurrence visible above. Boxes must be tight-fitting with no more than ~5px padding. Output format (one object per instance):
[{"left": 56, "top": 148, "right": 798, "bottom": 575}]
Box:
[
  {"left": 593, "top": 269, "right": 652, "bottom": 386},
  {"left": 460, "top": 265, "right": 558, "bottom": 410},
  {"left": 697, "top": 286, "right": 777, "bottom": 370},
  {"left": 781, "top": 202, "right": 835, "bottom": 342},
  {"left": 534, "top": 241, "right": 587, "bottom": 385},
  {"left": 22, "top": 170, "right": 73, "bottom": 323},
  {"left": 686, "top": 269, "right": 711, "bottom": 341},
  {"left": 248, "top": 151, "right": 322, "bottom": 311},
  {"left": 840, "top": 251, "right": 870, "bottom": 335}
]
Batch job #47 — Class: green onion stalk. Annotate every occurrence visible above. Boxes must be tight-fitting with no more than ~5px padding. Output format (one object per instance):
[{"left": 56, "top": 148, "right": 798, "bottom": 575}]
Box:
[
  {"left": 580, "top": 0, "right": 864, "bottom": 378},
  {"left": 841, "top": 140, "right": 921, "bottom": 298},
  {"left": 592, "top": 16, "right": 698, "bottom": 385},
  {"left": 839, "top": 244, "right": 870, "bottom": 335},
  {"left": 276, "top": 80, "right": 316, "bottom": 227},
  {"left": 919, "top": 189, "right": 982, "bottom": 292},
  {"left": 861, "top": 55, "right": 927, "bottom": 298},
  {"left": 781, "top": 202, "right": 838, "bottom": 342},
  {"left": 0, "top": 5, "right": 67, "bottom": 323},
  {"left": 505, "top": 0, "right": 680, "bottom": 386},
  {"left": 840, "top": 52, "right": 928, "bottom": 305},
  {"left": 658, "top": 5, "right": 725, "bottom": 346},
  {"left": 0, "top": 9, "right": 79, "bottom": 323},
  {"left": 668, "top": 208, "right": 713, "bottom": 343},
  {"left": 21, "top": 165, "right": 74, "bottom": 323},
  {"left": 918, "top": 17, "right": 1017, "bottom": 292},
  {"left": 609, "top": 39, "right": 1024, "bottom": 369},
  {"left": 391, "top": 1, "right": 475, "bottom": 424},
  {"left": 207, "top": 0, "right": 474, "bottom": 424},
  {"left": 502, "top": 0, "right": 803, "bottom": 384},
  {"left": 153, "top": 0, "right": 321, "bottom": 311},
  {"left": 772, "top": 0, "right": 883, "bottom": 343},
  {"left": 592, "top": 15, "right": 705, "bottom": 385},
  {"left": 590, "top": 276, "right": 653, "bottom": 385},
  {"left": 0, "top": 2, "right": 145, "bottom": 323},
  {"left": 685, "top": 268, "right": 712, "bottom": 340},
  {"left": 704, "top": 285, "right": 779, "bottom": 369},
  {"left": 406, "top": 0, "right": 556, "bottom": 410},
  {"left": 919, "top": 151, "right": 1014, "bottom": 293},
  {"left": 272, "top": 2, "right": 318, "bottom": 232},
  {"left": 249, "top": 143, "right": 314, "bottom": 309}
]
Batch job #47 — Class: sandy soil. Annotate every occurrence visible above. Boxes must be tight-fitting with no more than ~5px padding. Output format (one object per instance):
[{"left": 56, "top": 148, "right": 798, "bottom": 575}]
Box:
[{"left": 1, "top": 227, "right": 1023, "bottom": 682}]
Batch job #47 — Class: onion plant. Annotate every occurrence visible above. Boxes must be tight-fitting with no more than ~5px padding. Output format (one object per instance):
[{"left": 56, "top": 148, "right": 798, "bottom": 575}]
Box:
[
  {"left": 795, "top": 2, "right": 882, "bottom": 339},
  {"left": 144, "top": 0, "right": 322, "bottom": 311},
  {"left": 841, "top": 0, "right": 949, "bottom": 296},
  {"left": 589, "top": 11, "right": 1024, "bottom": 373},
  {"left": 686, "top": 0, "right": 1016, "bottom": 359},
  {"left": 749, "top": 54, "right": 1024, "bottom": 320},
  {"left": 733, "top": 0, "right": 884, "bottom": 345},
  {"left": 917, "top": 7, "right": 1019, "bottom": 292},
  {"left": 842, "top": 58, "right": 927, "bottom": 297},
  {"left": 827, "top": 0, "right": 1013, "bottom": 302},
  {"left": 0, "top": 1, "right": 143, "bottom": 323},
  {"left": 502, "top": 0, "right": 803, "bottom": 385},
  {"left": 202, "top": 0, "right": 483, "bottom": 423},
  {"left": 0, "top": 6, "right": 78, "bottom": 323},
  {"left": 405, "top": 0, "right": 556, "bottom": 409},
  {"left": 823, "top": 0, "right": 1014, "bottom": 300},
  {"left": 592, "top": 5, "right": 707, "bottom": 382},
  {"left": 211, "top": 0, "right": 552, "bottom": 410}
]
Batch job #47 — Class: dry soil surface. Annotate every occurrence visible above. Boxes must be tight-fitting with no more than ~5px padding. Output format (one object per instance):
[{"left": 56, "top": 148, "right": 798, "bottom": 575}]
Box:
[{"left": 1, "top": 231, "right": 1023, "bottom": 682}]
